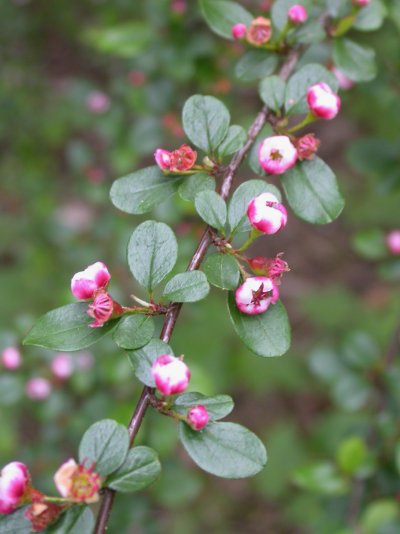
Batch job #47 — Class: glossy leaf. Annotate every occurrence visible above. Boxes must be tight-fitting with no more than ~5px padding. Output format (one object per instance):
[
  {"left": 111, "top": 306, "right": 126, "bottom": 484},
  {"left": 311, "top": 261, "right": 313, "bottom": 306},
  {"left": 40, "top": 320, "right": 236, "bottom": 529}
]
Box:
[
  {"left": 182, "top": 95, "right": 230, "bottom": 154},
  {"left": 78, "top": 419, "right": 129, "bottom": 477},
  {"left": 180, "top": 421, "right": 267, "bottom": 478},
  {"left": 202, "top": 253, "right": 240, "bottom": 290},
  {"left": 199, "top": 0, "right": 253, "bottom": 40},
  {"left": 216, "top": 125, "right": 247, "bottom": 158},
  {"left": 107, "top": 446, "right": 161, "bottom": 493},
  {"left": 281, "top": 157, "right": 345, "bottom": 224},
  {"left": 194, "top": 190, "right": 227, "bottom": 233},
  {"left": 113, "top": 315, "right": 154, "bottom": 350},
  {"left": 178, "top": 173, "right": 216, "bottom": 202},
  {"left": 235, "top": 51, "right": 279, "bottom": 82},
  {"left": 128, "top": 339, "right": 174, "bottom": 387},
  {"left": 333, "top": 38, "right": 377, "bottom": 82},
  {"left": 228, "top": 293, "right": 291, "bottom": 357},
  {"left": 110, "top": 166, "right": 182, "bottom": 215},
  {"left": 162, "top": 271, "right": 210, "bottom": 303},
  {"left": 23, "top": 303, "right": 118, "bottom": 351},
  {"left": 173, "top": 392, "right": 234, "bottom": 420},
  {"left": 259, "top": 76, "right": 286, "bottom": 113},
  {"left": 128, "top": 221, "right": 178, "bottom": 292}
]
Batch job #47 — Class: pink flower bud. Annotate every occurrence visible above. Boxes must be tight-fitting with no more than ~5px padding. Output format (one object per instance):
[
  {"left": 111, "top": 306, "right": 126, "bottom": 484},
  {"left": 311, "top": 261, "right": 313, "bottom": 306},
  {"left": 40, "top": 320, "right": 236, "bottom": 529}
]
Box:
[
  {"left": 247, "top": 192, "right": 288, "bottom": 235},
  {"left": 288, "top": 4, "right": 308, "bottom": 24},
  {"left": 1, "top": 347, "right": 22, "bottom": 370},
  {"left": 25, "top": 378, "right": 51, "bottom": 400},
  {"left": 170, "top": 144, "right": 197, "bottom": 172},
  {"left": 331, "top": 66, "right": 354, "bottom": 91},
  {"left": 247, "top": 255, "right": 290, "bottom": 279},
  {"left": 235, "top": 276, "right": 279, "bottom": 315},
  {"left": 154, "top": 148, "right": 172, "bottom": 170},
  {"left": 151, "top": 354, "right": 190, "bottom": 396},
  {"left": 258, "top": 135, "right": 297, "bottom": 175},
  {"left": 71, "top": 261, "right": 111, "bottom": 300},
  {"left": 51, "top": 353, "right": 74, "bottom": 380},
  {"left": 247, "top": 17, "right": 272, "bottom": 46},
  {"left": 0, "top": 462, "right": 30, "bottom": 514},
  {"left": 353, "top": 0, "right": 370, "bottom": 6},
  {"left": 86, "top": 291, "right": 123, "bottom": 328},
  {"left": 54, "top": 459, "right": 102, "bottom": 504},
  {"left": 86, "top": 91, "right": 110, "bottom": 113},
  {"left": 231, "top": 23, "right": 247, "bottom": 40},
  {"left": 295, "top": 133, "right": 320, "bottom": 161},
  {"left": 187, "top": 405, "right": 209, "bottom": 431},
  {"left": 171, "top": 0, "right": 187, "bottom": 13},
  {"left": 307, "top": 83, "right": 341, "bottom": 120},
  {"left": 386, "top": 230, "right": 400, "bottom": 255}
]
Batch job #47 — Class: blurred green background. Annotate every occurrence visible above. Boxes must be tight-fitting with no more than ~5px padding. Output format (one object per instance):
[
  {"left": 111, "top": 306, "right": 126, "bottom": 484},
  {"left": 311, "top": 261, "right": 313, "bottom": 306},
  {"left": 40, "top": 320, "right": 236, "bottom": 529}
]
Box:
[{"left": 1, "top": 0, "right": 400, "bottom": 532}]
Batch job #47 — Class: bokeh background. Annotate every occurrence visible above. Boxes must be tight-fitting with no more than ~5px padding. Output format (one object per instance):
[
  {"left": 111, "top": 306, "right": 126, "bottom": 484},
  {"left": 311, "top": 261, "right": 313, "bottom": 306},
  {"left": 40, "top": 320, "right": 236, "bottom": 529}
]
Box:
[{"left": 1, "top": 0, "right": 400, "bottom": 532}]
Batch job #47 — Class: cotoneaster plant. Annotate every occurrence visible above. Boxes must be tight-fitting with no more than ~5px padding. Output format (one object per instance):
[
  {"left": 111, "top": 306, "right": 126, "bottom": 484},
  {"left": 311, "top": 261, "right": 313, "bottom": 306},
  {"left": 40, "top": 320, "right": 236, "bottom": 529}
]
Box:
[{"left": 0, "top": 0, "right": 383, "bottom": 532}]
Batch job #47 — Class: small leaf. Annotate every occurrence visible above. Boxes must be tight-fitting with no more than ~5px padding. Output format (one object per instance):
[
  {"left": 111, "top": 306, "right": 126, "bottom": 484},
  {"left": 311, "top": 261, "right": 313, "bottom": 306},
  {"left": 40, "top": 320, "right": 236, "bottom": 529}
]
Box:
[
  {"left": 23, "top": 303, "right": 118, "bottom": 351},
  {"left": 128, "top": 221, "right": 178, "bottom": 292},
  {"left": 199, "top": 0, "right": 253, "bottom": 40},
  {"left": 194, "top": 190, "right": 227, "bottom": 233},
  {"left": 336, "top": 436, "right": 368, "bottom": 475},
  {"left": 333, "top": 38, "right": 377, "bottom": 82},
  {"left": 178, "top": 173, "right": 216, "bottom": 202},
  {"left": 162, "top": 271, "right": 210, "bottom": 303},
  {"left": 0, "top": 507, "right": 31, "bottom": 533},
  {"left": 173, "top": 392, "right": 234, "bottom": 420},
  {"left": 182, "top": 95, "right": 230, "bottom": 154},
  {"left": 293, "top": 462, "right": 349, "bottom": 495},
  {"left": 354, "top": 0, "right": 387, "bottom": 31},
  {"left": 110, "top": 166, "right": 182, "bottom": 215},
  {"left": 352, "top": 229, "right": 387, "bottom": 260},
  {"left": 216, "top": 125, "right": 247, "bottom": 158},
  {"left": 281, "top": 157, "right": 345, "bottom": 224},
  {"left": 202, "top": 253, "right": 240, "bottom": 290},
  {"left": 83, "top": 23, "right": 151, "bottom": 57},
  {"left": 227, "top": 293, "right": 291, "bottom": 357},
  {"left": 292, "top": 20, "right": 326, "bottom": 44},
  {"left": 128, "top": 339, "right": 174, "bottom": 387},
  {"left": 113, "top": 315, "right": 154, "bottom": 350},
  {"left": 285, "top": 63, "right": 338, "bottom": 115},
  {"left": 259, "top": 76, "right": 286, "bottom": 113},
  {"left": 228, "top": 179, "right": 282, "bottom": 235},
  {"left": 78, "top": 419, "right": 129, "bottom": 477},
  {"left": 235, "top": 51, "right": 279, "bottom": 82},
  {"left": 47, "top": 506, "right": 94, "bottom": 534},
  {"left": 107, "top": 446, "right": 161, "bottom": 493},
  {"left": 179, "top": 421, "right": 267, "bottom": 478}
]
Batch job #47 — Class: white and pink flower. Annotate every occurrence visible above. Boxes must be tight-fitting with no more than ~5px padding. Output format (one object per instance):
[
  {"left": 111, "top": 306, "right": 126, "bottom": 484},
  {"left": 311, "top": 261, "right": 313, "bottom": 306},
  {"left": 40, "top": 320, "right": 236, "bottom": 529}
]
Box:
[
  {"left": 25, "top": 378, "right": 52, "bottom": 401},
  {"left": 258, "top": 136, "right": 297, "bottom": 175},
  {"left": 54, "top": 459, "right": 102, "bottom": 504},
  {"left": 288, "top": 4, "right": 308, "bottom": 24},
  {"left": 151, "top": 354, "right": 190, "bottom": 396},
  {"left": 307, "top": 83, "right": 341, "bottom": 120},
  {"left": 235, "top": 276, "right": 279, "bottom": 315},
  {"left": 231, "top": 23, "right": 247, "bottom": 40},
  {"left": 71, "top": 261, "right": 111, "bottom": 300},
  {"left": 386, "top": 230, "right": 400, "bottom": 255},
  {"left": 247, "top": 192, "right": 288, "bottom": 235},
  {"left": 0, "top": 462, "right": 30, "bottom": 514},
  {"left": 187, "top": 405, "right": 209, "bottom": 431},
  {"left": 1, "top": 347, "right": 22, "bottom": 370}
]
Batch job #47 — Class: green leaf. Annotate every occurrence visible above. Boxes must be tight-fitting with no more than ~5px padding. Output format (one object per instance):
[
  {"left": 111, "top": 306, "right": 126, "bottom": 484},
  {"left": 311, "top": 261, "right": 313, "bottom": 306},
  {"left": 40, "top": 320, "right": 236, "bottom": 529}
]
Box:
[
  {"left": 228, "top": 293, "right": 291, "bottom": 357},
  {"left": 235, "top": 51, "right": 279, "bottom": 82},
  {"left": 110, "top": 166, "right": 182, "bottom": 215},
  {"left": 178, "top": 173, "right": 216, "bottom": 202},
  {"left": 0, "top": 507, "right": 31, "bottom": 533},
  {"left": 128, "top": 339, "right": 174, "bottom": 387},
  {"left": 47, "top": 507, "right": 94, "bottom": 534},
  {"left": 271, "top": 0, "right": 312, "bottom": 31},
  {"left": 180, "top": 421, "right": 267, "bottom": 478},
  {"left": 83, "top": 23, "right": 151, "bottom": 57},
  {"left": 285, "top": 63, "right": 338, "bottom": 115},
  {"left": 259, "top": 76, "right": 286, "bottom": 113},
  {"left": 352, "top": 229, "right": 387, "bottom": 260},
  {"left": 292, "top": 20, "right": 326, "bottom": 44},
  {"left": 194, "top": 190, "right": 227, "bottom": 233},
  {"left": 199, "top": 0, "right": 253, "bottom": 40},
  {"left": 128, "top": 221, "right": 178, "bottom": 292},
  {"left": 228, "top": 180, "right": 282, "bottom": 235},
  {"left": 78, "top": 419, "right": 129, "bottom": 477},
  {"left": 113, "top": 315, "right": 154, "bottom": 350},
  {"left": 333, "top": 38, "right": 377, "bottom": 82},
  {"left": 173, "top": 392, "right": 234, "bottom": 420},
  {"left": 341, "top": 331, "right": 380, "bottom": 370},
  {"left": 293, "top": 462, "right": 349, "bottom": 495},
  {"left": 182, "top": 95, "right": 230, "bottom": 154},
  {"left": 281, "top": 157, "right": 345, "bottom": 224},
  {"left": 336, "top": 436, "right": 368, "bottom": 475},
  {"left": 107, "top": 446, "right": 161, "bottom": 493},
  {"left": 216, "top": 125, "right": 247, "bottom": 158},
  {"left": 23, "top": 303, "right": 118, "bottom": 351},
  {"left": 361, "top": 499, "right": 399, "bottom": 533},
  {"left": 332, "top": 373, "right": 370, "bottom": 411},
  {"left": 162, "top": 271, "right": 210, "bottom": 303},
  {"left": 202, "top": 253, "right": 240, "bottom": 290},
  {"left": 354, "top": 0, "right": 387, "bottom": 31}
]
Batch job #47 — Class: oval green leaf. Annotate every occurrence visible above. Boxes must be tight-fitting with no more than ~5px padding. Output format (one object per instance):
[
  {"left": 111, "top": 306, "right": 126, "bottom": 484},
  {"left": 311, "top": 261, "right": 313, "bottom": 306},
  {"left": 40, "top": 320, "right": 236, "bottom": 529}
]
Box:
[
  {"left": 216, "top": 125, "right": 247, "bottom": 158},
  {"left": 281, "top": 157, "right": 345, "bottom": 224},
  {"left": 235, "top": 51, "right": 279, "bottom": 82},
  {"left": 179, "top": 421, "right": 267, "bottom": 478},
  {"left": 199, "top": 0, "right": 253, "bottom": 40},
  {"left": 333, "top": 38, "right": 377, "bottom": 82},
  {"left": 227, "top": 293, "right": 291, "bottom": 357},
  {"left": 162, "top": 271, "right": 210, "bottom": 303},
  {"left": 194, "top": 190, "right": 227, "bottom": 233},
  {"left": 354, "top": 0, "right": 387, "bottom": 31},
  {"left": 202, "top": 253, "right": 240, "bottom": 290},
  {"left": 107, "top": 446, "right": 161, "bottom": 493},
  {"left": 113, "top": 315, "right": 154, "bottom": 350},
  {"left": 178, "top": 173, "right": 216, "bottom": 203},
  {"left": 259, "top": 75, "right": 286, "bottom": 113}
]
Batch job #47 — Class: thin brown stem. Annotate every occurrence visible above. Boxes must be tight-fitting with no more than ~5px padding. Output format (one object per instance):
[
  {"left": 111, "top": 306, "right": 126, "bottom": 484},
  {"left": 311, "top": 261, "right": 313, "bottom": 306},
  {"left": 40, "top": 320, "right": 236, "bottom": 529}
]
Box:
[{"left": 94, "top": 46, "right": 302, "bottom": 534}]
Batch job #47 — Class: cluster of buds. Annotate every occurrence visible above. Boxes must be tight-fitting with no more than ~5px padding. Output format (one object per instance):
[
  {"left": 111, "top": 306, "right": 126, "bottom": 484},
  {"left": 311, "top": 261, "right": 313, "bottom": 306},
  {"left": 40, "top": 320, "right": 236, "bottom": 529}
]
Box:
[
  {"left": 71, "top": 261, "right": 123, "bottom": 328},
  {"left": 154, "top": 144, "right": 197, "bottom": 173}
]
